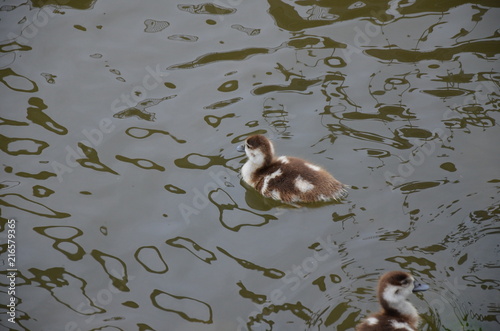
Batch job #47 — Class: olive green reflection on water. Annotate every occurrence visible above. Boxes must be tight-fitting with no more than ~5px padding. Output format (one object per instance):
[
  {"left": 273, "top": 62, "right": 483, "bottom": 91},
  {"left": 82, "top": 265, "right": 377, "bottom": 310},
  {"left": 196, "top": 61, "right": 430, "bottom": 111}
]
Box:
[
  {"left": 168, "top": 47, "right": 277, "bottom": 70},
  {"left": 1, "top": 194, "right": 70, "bottom": 218},
  {"left": 323, "top": 301, "right": 359, "bottom": 328},
  {"left": 122, "top": 300, "right": 139, "bottom": 309},
  {"left": 208, "top": 188, "right": 278, "bottom": 231},
  {"left": 366, "top": 40, "right": 500, "bottom": 62},
  {"left": 31, "top": 0, "right": 97, "bottom": 10},
  {"left": 0, "top": 116, "right": 29, "bottom": 126},
  {"left": 125, "top": 126, "right": 186, "bottom": 143},
  {"left": 0, "top": 41, "right": 32, "bottom": 53},
  {"left": 113, "top": 96, "right": 176, "bottom": 122},
  {"left": 177, "top": 3, "right": 236, "bottom": 15},
  {"left": 422, "top": 88, "right": 470, "bottom": 98},
  {"left": 217, "top": 79, "right": 239, "bottom": 92},
  {"left": 246, "top": 301, "right": 315, "bottom": 330},
  {"left": 115, "top": 155, "right": 165, "bottom": 171},
  {"left": 321, "top": 123, "right": 414, "bottom": 150},
  {"left": 397, "top": 180, "right": 445, "bottom": 193},
  {"left": 168, "top": 36, "right": 346, "bottom": 71},
  {"left": 0, "top": 180, "right": 20, "bottom": 190},
  {"left": 396, "top": 127, "right": 433, "bottom": 139},
  {"left": 166, "top": 236, "right": 217, "bottom": 264},
  {"left": 15, "top": 170, "right": 56, "bottom": 180},
  {"left": 174, "top": 152, "right": 240, "bottom": 171},
  {"left": 231, "top": 24, "right": 261, "bottom": 36},
  {"left": 204, "top": 112, "right": 237, "bottom": 128},
  {"left": 236, "top": 281, "right": 267, "bottom": 304},
  {"left": 150, "top": 289, "right": 213, "bottom": 324},
  {"left": 204, "top": 97, "right": 242, "bottom": 110},
  {"left": 253, "top": 77, "right": 323, "bottom": 95},
  {"left": 164, "top": 184, "right": 186, "bottom": 194},
  {"left": 399, "top": 0, "right": 500, "bottom": 15},
  {"left": 33, "top": 226, "right": 85, "bottom": 260},
  {"left": 134, "top": 246, "right": 169, "bottom": 274},
  {"left": 27, "top": 97, "right": 68, "bottom": 135},
  {"left": 0, "top": 134, "right": 48, "bottom": 156},
  {"left": 91, "top": 249, "right": 130, "bottom": 292},
  {"left": 0, "top": 68, "right": 38, "bottom": 92},
  {"left": 267, "top": 0, "right": 337, "bottom": 31},
  {"left": 143, "top": 19, "right": 169, "bottom": 33},
  {"left": 32, "top": 184, "right": 55, "bottom": 198},
  {"left": 217, "top": 246, "right": 285, "bottom": 279},
  {"left": 76, "top": 142, "right": 119, "bottom": 175},
  {"left": 29, "top": 267, "right": 105, "bottom": 315}
]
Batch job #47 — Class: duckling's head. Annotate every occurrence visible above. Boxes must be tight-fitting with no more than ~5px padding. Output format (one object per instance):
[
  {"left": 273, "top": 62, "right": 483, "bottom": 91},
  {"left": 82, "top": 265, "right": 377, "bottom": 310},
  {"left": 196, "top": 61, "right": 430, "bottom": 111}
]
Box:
[
  {"left": 237, "top": 135, "right": 275, "bottom": 167},
  {"left": 378, "top": 271, "right": 429, "bottom": 312}
]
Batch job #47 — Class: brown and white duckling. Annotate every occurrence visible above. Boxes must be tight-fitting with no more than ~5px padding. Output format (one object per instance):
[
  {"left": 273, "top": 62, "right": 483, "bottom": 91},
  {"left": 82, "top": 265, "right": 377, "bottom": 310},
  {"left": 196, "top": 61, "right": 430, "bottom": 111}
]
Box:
[
  {"left": 236, "top": 135, "right": 347, "bottom": 204},
  {"left": 356, "top": 271, "right": 429, "bottom": 331}
]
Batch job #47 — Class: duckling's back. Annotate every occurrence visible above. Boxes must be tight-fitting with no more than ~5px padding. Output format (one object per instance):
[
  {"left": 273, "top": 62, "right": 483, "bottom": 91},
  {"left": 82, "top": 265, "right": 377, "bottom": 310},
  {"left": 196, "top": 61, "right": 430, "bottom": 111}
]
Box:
[{"left": 255, "top": 156, "right": 346, "bottom": 203}]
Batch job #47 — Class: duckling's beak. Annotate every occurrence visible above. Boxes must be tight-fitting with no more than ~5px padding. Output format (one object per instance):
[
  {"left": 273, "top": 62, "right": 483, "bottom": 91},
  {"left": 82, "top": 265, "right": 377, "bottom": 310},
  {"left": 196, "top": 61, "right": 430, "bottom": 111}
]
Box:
[
  {"left": 412, "top": 281, "right": 429, "bottom": 292},
  {"left": 236, "top": 144, "right": 245, "bottom": 153}
]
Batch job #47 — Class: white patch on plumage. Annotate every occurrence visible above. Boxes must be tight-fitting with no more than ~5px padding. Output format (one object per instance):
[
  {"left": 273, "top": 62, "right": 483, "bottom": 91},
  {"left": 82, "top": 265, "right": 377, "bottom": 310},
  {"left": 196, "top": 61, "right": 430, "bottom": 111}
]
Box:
[
  {"left": 382, "top": 283, "right": 419, "bottom": 320},
  {"left": 366, "top": 317, "right": 378, "bottom": 325},
  {"left": 247, "top": 147, "right": 266, "bottom": 167},
  {"left": 294, "top": 175, "right": 315, "bottom": 192},
  {"left": 241, "top": 160, "right": 258, "bottom": 185},
  {"left": 270, "top": 189, "right": 281, "bottom": 200},
  {"left": 277, "top": 156, "right": 289, "bottom": 164},
  {"left": 318, "top": 194, "right": 328, "bottom": 201},
  {"left": 261, "top": 169, "right": 283, "bottom": 194},
  {"left": 269, "top": 142, "right": 275, "bottom": 158},
  {"left": 305, "top": 163, "right": 321, "bottom": 171},
  {"left": 241, "top": 147, "right": 267, "bottom": 185},
  {"left": 390, "top": 320, "right": 413, "bottom": 331}
]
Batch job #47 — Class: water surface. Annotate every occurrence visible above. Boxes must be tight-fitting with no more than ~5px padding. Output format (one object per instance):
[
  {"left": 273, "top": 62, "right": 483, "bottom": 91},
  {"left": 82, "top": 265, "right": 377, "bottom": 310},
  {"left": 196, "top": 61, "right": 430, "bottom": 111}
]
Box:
[{"left": 1, "top": 0, "right": 499, "bottom": 330}]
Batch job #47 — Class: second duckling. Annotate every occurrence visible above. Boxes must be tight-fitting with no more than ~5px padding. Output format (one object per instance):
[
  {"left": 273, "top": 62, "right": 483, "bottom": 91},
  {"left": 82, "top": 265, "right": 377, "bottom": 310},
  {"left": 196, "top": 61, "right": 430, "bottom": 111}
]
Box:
[{"left": 356, "top": 270, "right": 429, "bottom": 331}]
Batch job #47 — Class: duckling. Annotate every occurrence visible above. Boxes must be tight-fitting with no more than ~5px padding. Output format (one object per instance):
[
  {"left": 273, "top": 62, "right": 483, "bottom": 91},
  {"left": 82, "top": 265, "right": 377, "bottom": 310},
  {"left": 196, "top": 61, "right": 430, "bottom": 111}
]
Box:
[
  {"left": 356, "top": 271, "right": 429, "bottom": 331},
  {"left": 236, "top": 135, "right": 347, "bottom": 204}
]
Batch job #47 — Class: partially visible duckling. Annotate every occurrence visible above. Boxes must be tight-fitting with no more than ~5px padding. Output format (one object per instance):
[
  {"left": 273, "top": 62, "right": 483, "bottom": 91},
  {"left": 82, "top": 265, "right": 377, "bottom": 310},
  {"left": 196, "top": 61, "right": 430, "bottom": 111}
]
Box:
[
  {"left": 237, "top": 135, "right": 347, "bottom": 204},
  {"left": 356, "top": 271, "right": 429, "bottom": 331}
]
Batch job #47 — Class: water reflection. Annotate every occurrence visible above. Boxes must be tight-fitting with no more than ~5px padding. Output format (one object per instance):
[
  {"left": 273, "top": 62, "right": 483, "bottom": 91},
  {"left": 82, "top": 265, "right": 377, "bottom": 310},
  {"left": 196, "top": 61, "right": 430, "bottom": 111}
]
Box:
[
  {"left": 115, "top": 155, "right": 165, "bottom": 171},
  {"left": 27, "top": 97, "right": 68, "bottom": 135},
  {"left": 143, "top": 19, "right": 169, "bottom": 33},
  {"left": 150, "top": 289, "right": 213, "bottom": 324},
  {"left": 33, "top": 226, "right": 85, "bottom": 260},
  {"left": 217, "top": 246, "right": 285, "bottom": 279},
  {"left": 0, "top": 68, "right": 38, "bottom": 92},
  {"left": 231, "top": 24, "right": 260, "bottom": 36},
  {"left": 113, "top": 96, "right": 176, "bottom": 121},
  {"left": 31, "top": 0, "right": 98, "bottom": 10},
  {"left": 177, "top": 3, "right": 236, "bottom": 15},
  {"left": 166, "top": 237, "right": 216, "bottom": 264},
  {"left": 76, "top": 143, "right": 119, "bottom": 175},
  {"left": 2, "top": 194, "right": 70, "bottom": 218},
  {"left": 125, "top": 126, "right": 186, "bottom": 143},
  {"left": 0, "top": 134, "right": 48, "bottom": 156},
  {"left": 209, "top": 188, "right": 278, "bottom": 231},
  {"left": 91, "top": 250, "right": 130, "bottom": 292},
  {"left": 1, "top": 0, "right": 499, "bottom": 329},
  {"left": 29, "top": 267, "right": 105, "bottom": 315}
]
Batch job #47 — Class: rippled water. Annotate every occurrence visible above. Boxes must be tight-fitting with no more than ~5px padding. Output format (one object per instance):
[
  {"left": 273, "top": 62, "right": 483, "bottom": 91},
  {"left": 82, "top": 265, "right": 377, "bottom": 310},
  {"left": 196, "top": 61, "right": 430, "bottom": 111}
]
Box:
[{"left": 1, "top": 0, "right": 499, "bottom": 330}]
